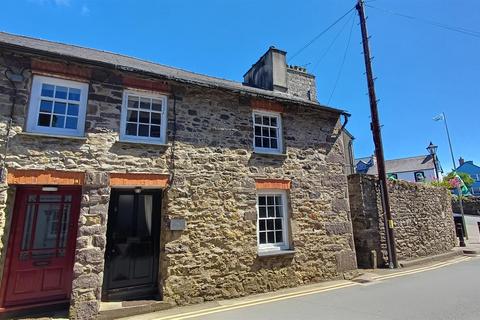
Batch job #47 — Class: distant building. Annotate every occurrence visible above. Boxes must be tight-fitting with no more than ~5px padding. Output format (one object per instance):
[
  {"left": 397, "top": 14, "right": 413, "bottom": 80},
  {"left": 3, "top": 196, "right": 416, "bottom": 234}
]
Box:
[
  {"left": 354, "top": 154, "right": 442, "bottom": 183},
  {"left": 457, "top": 158, "right": 480, "bottom": 196}
]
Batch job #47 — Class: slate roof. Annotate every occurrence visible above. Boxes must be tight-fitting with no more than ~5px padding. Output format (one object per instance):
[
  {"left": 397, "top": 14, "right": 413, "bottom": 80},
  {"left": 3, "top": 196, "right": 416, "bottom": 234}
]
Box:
[
  {"left": 366, "top": 155, "right": 436, "bottom": 175},
  {"left": 0, "top": 32, "right": 346, "bottom": 115}
]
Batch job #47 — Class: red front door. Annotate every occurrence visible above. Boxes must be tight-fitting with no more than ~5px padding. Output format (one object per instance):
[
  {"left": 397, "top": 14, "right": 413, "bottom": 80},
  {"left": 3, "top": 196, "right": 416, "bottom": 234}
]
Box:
[{"left": 0, "top": 187, "right": 81, "bottom": 308}]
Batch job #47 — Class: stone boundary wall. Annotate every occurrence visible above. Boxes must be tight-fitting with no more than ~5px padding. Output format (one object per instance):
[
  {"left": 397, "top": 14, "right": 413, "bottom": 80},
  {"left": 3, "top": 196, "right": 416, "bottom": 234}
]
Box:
[
  {"left": 452, "top": 196, "right": 480, "bottom": 215},
  {"left": 348, "top": 174, "right": 456, "bottom": 268}
]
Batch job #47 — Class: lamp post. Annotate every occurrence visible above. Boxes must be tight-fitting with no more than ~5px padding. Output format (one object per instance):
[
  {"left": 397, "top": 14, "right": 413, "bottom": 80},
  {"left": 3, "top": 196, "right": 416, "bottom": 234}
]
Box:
[{"left": 426, "top": 142, "right": 440, "bottom": 181}]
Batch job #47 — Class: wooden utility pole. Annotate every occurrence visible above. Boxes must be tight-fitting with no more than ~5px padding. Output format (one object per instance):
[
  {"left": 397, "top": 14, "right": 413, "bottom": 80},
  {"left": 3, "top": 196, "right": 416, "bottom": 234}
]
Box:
[{"left": 356, "top": 0, "right": 398, "bottom": 268}]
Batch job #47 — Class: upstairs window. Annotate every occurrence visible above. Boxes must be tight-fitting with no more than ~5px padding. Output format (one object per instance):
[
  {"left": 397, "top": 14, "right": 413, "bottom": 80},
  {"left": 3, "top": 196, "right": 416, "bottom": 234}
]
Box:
[
  {"left": 256, "top": 191, "right": 289, "bottom": 252},
  {"left": 252, "top": 111, "right": 283, "bottom": 154},
  {"left": 120, "top": 90, "right": 168, "bottom": 144},
  {"left": 414, "top": 171, "right": 426, "bottom": 182},
  {"left": 27, "top": 75, "right": 88, "bottom": 137}
]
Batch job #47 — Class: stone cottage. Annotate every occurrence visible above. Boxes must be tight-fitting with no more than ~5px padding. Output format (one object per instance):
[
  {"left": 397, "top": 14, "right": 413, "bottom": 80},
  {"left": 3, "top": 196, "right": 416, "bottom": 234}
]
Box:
[{"left": 0, "top": 32, "right": 356, "bottom": 318}]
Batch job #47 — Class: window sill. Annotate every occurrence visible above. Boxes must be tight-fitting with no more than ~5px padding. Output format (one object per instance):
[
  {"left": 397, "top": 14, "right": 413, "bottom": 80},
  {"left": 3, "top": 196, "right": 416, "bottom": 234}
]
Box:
[
  {"left": 116, "top": 139, "right": 170, "bottom": 147},
  {"left": 18, "top": 131, "right": 88, "bottom": 141},
  {"left": 257, "top": 249, "right": 295, "bottom": 258},
  {"left": 252, "top": 151, "right": 288, "bottom": 157}
]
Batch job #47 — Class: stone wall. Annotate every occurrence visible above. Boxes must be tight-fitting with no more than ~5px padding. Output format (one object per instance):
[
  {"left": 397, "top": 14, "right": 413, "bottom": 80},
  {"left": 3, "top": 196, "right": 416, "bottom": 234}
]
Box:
[
  {"left": 348, "top": 174, "right": 456, "bottom": 268},
  {"left": 452, "top": 196, "right": 480, "bottom": 215},
  {"left": 0, "top": 49, "right": 356, "bottom": 317},
  {"left": 287, "top": 67, "right": 317, "bottom": 101}
]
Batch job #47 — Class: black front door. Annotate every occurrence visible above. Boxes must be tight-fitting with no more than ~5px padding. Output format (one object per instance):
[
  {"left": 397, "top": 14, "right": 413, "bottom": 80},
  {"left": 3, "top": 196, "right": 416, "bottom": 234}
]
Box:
[{"left": 103, "top": 189, "right": 161, "bottom": 301}]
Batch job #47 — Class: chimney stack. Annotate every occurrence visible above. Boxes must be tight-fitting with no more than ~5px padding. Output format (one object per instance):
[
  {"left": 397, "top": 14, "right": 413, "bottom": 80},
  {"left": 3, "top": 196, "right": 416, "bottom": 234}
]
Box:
[
  {"left": 459, "top": 157, "right": 465, "bottom": 166},
  {"left": 243, "top": 47, "right": 317, "bottom": 101}
]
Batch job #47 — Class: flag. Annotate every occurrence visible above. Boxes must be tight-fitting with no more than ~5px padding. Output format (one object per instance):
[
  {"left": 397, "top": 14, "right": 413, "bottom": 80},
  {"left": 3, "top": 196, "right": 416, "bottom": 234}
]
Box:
[
  {"left": 452, "top": 174, "right": 471, "bottom": 196},
  {"left": 433, "top": 113, "right": 444, "bottom": 121}
]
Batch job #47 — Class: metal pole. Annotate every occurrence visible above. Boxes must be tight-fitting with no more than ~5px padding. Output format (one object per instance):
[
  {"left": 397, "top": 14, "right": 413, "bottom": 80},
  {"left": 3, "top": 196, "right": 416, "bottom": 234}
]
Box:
[
  {"left": 356, "top": 0, "right": 398, "bottom": 268},
  {"left": 442, "top": 112, "right": 468, "bottom": 239},
  {"left": 442, "top": 112, "right": 456, "bottom": 172}
]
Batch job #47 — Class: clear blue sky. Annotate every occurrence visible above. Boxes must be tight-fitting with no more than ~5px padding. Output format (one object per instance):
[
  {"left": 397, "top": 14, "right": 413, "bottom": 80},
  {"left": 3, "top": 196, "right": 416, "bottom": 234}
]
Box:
[{"left": 1, "top": 0, "right": 479, "bottom": 173}]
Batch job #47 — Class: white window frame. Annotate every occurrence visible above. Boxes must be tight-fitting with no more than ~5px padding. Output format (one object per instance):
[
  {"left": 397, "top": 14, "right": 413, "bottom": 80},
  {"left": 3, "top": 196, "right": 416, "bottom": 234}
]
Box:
[
  {"left": 256, "top": 190, "right": 289, "bottom": 252},
  {"left": 26, "top": 75, "right": 89, "bottom": 137},
  {"left": 119, "top": 89, "right": 168, "bottom": 145},
  {"left": 252, "top": 110, "right": 283, "bottom": 154}
]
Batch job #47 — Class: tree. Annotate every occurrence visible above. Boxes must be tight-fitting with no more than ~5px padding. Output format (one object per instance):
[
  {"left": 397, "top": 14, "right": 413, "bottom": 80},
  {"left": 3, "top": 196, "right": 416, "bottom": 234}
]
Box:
[{"left": 444, "top": 171, "right": 475, "bottom": 188}]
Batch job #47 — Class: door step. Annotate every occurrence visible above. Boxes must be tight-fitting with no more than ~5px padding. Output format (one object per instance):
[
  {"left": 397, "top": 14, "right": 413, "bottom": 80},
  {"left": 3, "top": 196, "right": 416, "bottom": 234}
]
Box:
[{"left": 98, "top": 300, "right": 173, "bottom": 320}]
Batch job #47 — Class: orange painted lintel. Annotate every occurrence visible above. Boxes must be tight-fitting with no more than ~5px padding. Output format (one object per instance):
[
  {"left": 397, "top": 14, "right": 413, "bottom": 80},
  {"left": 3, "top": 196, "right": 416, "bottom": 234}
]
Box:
[
  {"left": 109, "top": 172, "right": 170, "bottom": 187},
  {"left": 255, "top": 179, "right": 291, "bottom": 190},
  {"left": 7, "top": 169, "right": 85, "bottom": 186}
]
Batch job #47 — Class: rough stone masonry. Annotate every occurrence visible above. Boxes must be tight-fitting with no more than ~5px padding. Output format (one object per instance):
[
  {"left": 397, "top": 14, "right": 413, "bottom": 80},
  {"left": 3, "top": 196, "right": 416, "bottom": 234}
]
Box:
[
  {"left": 0, "top": 37, "right": 357, "bottom": 319},
  {"left": 348, "top": 174, "right": 456, "bottom": 268}
]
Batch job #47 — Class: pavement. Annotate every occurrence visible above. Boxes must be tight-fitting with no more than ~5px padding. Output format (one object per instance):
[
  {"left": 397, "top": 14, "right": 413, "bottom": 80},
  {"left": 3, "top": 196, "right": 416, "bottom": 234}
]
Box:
[{"left": 123, "top": 253, "right": 480, "bottom": 320}]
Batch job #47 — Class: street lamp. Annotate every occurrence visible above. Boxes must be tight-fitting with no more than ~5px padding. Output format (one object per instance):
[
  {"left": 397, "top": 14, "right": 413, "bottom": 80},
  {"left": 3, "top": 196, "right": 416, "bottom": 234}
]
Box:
[{"left": 426, "top": 142, "right": 440, "bottom": 180}]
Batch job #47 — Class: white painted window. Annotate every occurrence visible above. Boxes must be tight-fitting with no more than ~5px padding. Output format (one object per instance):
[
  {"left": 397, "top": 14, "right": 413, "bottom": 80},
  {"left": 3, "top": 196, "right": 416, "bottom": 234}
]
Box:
[
  {"left": 252, "top": 111, "right": 283, "bottom": 154},
  {"left": 27, "top": 75, "right": 88, "bottom": 137},
  {"left": 256, "top": 190, "right": 289, "bottom": 252},
  {"left": 120, "top": 90, "right": 168, "bottom": 144}
]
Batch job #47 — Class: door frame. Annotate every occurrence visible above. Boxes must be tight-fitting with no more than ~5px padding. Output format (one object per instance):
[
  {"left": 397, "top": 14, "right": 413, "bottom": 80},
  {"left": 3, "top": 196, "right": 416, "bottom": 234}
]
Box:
[
  {"left": 0, "top": 186, "right": 82, "bottom": 309},
  {"left": 102, "top": 188, "right": 162, "bottom": 301}
]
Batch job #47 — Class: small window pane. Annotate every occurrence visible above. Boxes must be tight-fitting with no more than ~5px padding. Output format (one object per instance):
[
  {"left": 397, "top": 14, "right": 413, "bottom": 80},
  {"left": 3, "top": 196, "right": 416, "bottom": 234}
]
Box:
[
  {"left": 267, "top": 232, "right": 275, "bottom": 243},
  {"left": 276, "top": 205, "right": 283, "bottom": 217},
  {"left": 259, "top": 232, "right": 266, "bottom": 244},
  {"left": 271, "top": 139, "right": 278, "bottom": 149},
  {"left": 65, "top": 117, "right": 78, "bottom": 129},
  {"left": 55, "top": 86, "right": 68, "bottom": 99},
  {"left": 262, "top": 127, "right": 269, "bottom": 137},
  {"left": 270, "top": 128, "right": 277, "bottom": 138},
  {"left": 128, "top": 96, "right": 139, "bottom": 109},
  {"left": 275, "top": 219, "right": 282, "bottom": 230},
  {"left": 275, "top": 231, "right": 283, "bottom": 243},
  {"left": 254, "top": 126, "right": 261, "bottom": 136},
  {"left": 255, "top": 137, "right": 262, "bottom": 147},
  {"left": 52, "top": 115, "right": 65, "bottom": 128},
  {"left": 54, "top": 102, "right": 67, "bottom": 114},
  {"left": 126, "top": 123, "right": 137, "bottom": 135},
  {"left": 138, "top": 124, "right": 149, "bottom": 136},
  {"left": 258, "top": 197, "right": 266, "bottom": 205},
  {"left": 259, "top": 220, "right": 266, "bottom": 231},
  {"left": 151, "top": 112, "right": 161, "bottom": 125},
  {"left": 140, "top": 97, "right": 151, "bottom": 110},
  {"left": 271, "top": 117, "right": 277, "bottom": 126},
  {"left": 127, "top": 110, "right": 138, "bottom": 122},
  {"left": 150, "top": 125, "right": 161, "bottom": 138},
  {"left": 254, "top": 115, "right": 261, "bottom": 124},
  {"left": 258, "top": 206, "right": 266, "bottom": 218},
  {"left": 267, "top": 206, "right": 275, "bottom": 217},
  {"left": 262, "top": 117, "right": 270, "bottom": 125},
  {"left": 275, "top": 196, "right": 282, "bottom": 205},
  {"left": 267, "top": 196, "right": 274, "bottom": 205},
  {"left": 152, "top": 99, "right": 162, "bottom": 111},
  {"left": 67, "top": 104, "right": 79, "bottom": 116},
  {"left": 40, "top": 100, "right": 53, "bottom": 113},
  {"left": 139, "top": 112, "right": 149, "bottom": 124},
  {"left": 68, "top": 88, "right": 81, "bottom": 101},
  {"left": 41, "top": 84, "right": 54, "bottom": 97},
  {"left": 38, "top": 113, "right": 51, "bottom": 127},
  {"left": 262, "top": 138, "right": 270, "bottom": 148},
  {"left": 267, "top": 219, "right": 274, "bottom": 230}
]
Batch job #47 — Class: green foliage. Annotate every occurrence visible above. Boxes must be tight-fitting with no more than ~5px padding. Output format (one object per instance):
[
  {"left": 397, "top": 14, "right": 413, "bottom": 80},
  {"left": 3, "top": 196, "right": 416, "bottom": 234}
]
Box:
[
  {"left": 429, "top": 180, "right": 451, "bottom": 189},
  {"left": 445, "top": 171, "right": 475, "bottom": 188}
]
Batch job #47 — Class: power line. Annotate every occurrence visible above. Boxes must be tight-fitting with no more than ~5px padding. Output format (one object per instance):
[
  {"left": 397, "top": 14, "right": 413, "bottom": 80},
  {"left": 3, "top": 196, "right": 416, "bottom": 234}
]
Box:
[
  {"left": 366, "top": 4, "right": 480, "bottom": 39},
  {"left": 288, "top": 6, "right": 356, "bottom": 63},
  {"left": 312, "top": 11, "right": 356, "bottom": 71},
  {"left": 327, "top": 13, "right": 355, "bottom": 105}
]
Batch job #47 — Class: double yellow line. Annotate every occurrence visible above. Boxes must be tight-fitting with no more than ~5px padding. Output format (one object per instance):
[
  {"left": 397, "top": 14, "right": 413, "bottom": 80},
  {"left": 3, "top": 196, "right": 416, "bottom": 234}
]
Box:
[
  {"left": 372, "top": 256, "right": 472, "bottom": 281},
  {"left": 151, "top": 256, "right": 472, "bottom": 320},
  {"left": 152, "top": 282, "right": 357, "bottom": 320}
]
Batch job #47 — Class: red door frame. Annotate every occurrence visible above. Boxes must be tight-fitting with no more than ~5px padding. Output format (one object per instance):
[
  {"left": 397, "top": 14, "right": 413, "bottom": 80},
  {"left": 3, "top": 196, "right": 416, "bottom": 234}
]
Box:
[{"left": 0, "top": 186, "right": 81, "bottom": 310}]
